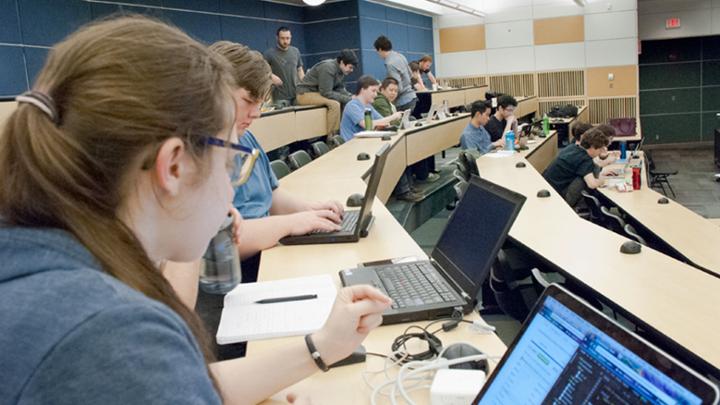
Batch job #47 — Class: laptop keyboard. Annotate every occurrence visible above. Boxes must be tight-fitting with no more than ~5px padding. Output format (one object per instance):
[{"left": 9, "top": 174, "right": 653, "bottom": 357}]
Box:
[
  {"left": 376, "top": 262, "right": 459, "bottom": 309},
  {"left": 312, "top": 210, "right": 359, "bottom": 234}
]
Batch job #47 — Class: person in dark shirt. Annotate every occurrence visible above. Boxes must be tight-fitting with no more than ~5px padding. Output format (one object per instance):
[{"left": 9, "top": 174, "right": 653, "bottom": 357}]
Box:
[
  {"left": 544, "top": 128, "right": 614, "bottom": 205},
  {"left": 485, "top": 95, "right": 518, "bottom": 142}
]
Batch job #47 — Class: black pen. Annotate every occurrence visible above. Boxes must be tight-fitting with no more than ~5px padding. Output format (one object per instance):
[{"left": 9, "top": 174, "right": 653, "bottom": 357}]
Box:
[{"left": 255, "top": 294, "right": 318, "bottom": 304}]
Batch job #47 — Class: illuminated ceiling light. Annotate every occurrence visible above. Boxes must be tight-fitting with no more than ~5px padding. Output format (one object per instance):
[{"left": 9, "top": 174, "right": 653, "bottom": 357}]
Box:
[
  {"left": 425, "top": 0, "right": 485, "bottom": 17},
  {"left": 303, "top": 0, "right": 326, "bottom": 6}
]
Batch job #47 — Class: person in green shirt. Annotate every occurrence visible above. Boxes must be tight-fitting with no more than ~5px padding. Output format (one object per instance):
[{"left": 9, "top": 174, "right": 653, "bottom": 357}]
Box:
[{"left": 372, "top": 77, "right": 401, "bottom": 127}]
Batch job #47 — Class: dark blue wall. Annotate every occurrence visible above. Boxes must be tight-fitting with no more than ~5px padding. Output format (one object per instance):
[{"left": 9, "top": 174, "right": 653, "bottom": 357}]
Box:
[{"left": 0, "top": 0, "right": 434, "bottom": 97}]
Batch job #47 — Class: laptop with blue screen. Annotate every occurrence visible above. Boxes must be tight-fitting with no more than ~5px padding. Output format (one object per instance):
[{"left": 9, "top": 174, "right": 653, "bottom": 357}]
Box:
[{"left": 473, "top": 284, "right": 719, "bottom": 404}]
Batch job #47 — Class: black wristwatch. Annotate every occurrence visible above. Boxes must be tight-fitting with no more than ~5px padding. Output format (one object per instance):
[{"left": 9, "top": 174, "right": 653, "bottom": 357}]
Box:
[{"left": 304, "top": 334, "right": 329, "bottom": 372}]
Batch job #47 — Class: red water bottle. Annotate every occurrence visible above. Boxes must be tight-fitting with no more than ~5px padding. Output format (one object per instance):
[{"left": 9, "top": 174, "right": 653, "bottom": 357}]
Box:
[{"left": 632, "top": 167, "right": 641, "bottom": 190}]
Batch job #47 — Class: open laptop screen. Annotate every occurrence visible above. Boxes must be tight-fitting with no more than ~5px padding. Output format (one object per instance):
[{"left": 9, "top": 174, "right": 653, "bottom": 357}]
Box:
[
  {"left": 431, "top": 176, "right": 525, "bottom": 300},
  {"left": 474, "top": 285, "right": 718, "bottom": 404}
]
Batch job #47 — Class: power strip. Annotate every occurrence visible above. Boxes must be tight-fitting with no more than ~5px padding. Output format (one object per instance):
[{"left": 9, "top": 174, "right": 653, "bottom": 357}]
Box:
[{"left": 430, "top": 368, "right": 486, "bottom": 405}]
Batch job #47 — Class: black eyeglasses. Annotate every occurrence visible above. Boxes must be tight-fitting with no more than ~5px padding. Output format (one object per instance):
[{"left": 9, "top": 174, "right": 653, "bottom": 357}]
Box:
[{"left": 205, "top": 137, "right": 259, "bottom": 187}]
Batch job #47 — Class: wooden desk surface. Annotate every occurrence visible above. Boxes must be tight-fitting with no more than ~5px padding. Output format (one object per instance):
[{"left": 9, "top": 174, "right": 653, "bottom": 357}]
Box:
[
  {"left": 598, "top": 158, "right": 720, "bottom": 275},
  {"left": 251, "top": 122, "right": 507, "bottom": 404},
  {"left": 475, "top": 151, "right": 720, "bottom": 371}
]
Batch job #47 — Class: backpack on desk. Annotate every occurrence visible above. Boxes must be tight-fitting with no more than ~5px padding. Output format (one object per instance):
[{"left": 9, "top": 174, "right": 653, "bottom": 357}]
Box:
[{"left": 609, "top": 118, "right": 636, "bottom": 136}]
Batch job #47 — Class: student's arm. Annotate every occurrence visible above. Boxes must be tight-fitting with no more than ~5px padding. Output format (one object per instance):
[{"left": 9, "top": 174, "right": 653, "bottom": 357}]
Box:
[
  {"left": 427, "top": 71, "right": 437, "bottom": 85},
  {"left": 297, "top": 66, "right": 305, "bottom": 81},
  {"left": 211, "top": 285, "right": 390, "bottom": 405},
  {"left": 503, "top": 115, "right": 518, "bottom": 134},
  {"left": 271, "top": 74, "right": 283, "bottom": 86},
  {"left": 367, "top": 111, "right": 403, "bottom": 129},
  {"left": 583, "top": 172, "right": 605, "bottom": 189},
  {"left": 594, "top": 151, "right": 618, "bottom": 167},
  {"left": 491, "top": 137, "right": 506, "bottom": 148},
  {"left": 237, "top": 214, "right": 341, "bottom": 258},
  {"left": 270, "top": 188, "right": 343, "bottom": 217},
  {"left": 318, "top": 68, "right": 351, "bottom": 104}
]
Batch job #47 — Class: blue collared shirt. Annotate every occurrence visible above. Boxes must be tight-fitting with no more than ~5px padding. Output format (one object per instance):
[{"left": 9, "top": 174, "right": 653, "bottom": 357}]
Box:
[
  {"left": 232, "top": 131, "right": 279, "bottom": 219},
  {"left": 340, "top": 98, "right": 382, "bottom": 142},
  {"left": 460, "top": 122, "right": 493, "bottom": 154}
]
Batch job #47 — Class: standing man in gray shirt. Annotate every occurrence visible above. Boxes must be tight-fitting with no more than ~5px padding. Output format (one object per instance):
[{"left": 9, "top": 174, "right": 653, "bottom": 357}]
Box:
[
  {"left": 296, "top": 49, "right": 357, "bottom": 135},
  {"left": 373, "top": 35, "right": 417, "bottom": 112},
  {"left": 264, "top": 26, "right": 304, "bottom": 106}
]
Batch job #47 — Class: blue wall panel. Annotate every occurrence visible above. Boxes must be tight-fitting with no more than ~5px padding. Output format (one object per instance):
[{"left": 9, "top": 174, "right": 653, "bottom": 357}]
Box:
[
  {"left": 0, "top": 0, "right": 431, "bottom": 96},
  {"left": 0, "top": 0, "right": 21, "bottom": 43},
  {"left": 0, "top": 46, "right": 27, "bottom": 96},
  {"left": 17, "top": 0, "right": 91, "bottom": 46}
]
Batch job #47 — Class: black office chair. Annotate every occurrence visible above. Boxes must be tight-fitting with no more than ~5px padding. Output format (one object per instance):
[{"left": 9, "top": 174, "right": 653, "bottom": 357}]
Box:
[
  {"left": 624, "top": 223, "right": 647, "bottom": 246},
  {"left": 311, "top": 141, "right": 330, "bottom": 157},
  {"left": 645, "top": 150, "right": 677, "bottom": 198},
  {"left": 288, "top": 150, "right": 312, "bottom": 171},
  {"left": 600, "top": 206, "right": 626, "bottom": 234},
  {"left": 489, "top": 249, "right": 541, "bottom": 321},
  {"left": 328, "top": 135, "right": 344, "bottom": 149},
  {"left": 581, "top": 190, "right": 604, "bottom": 225},
  {"left": 270, "top": 159, "right": 291, "bottom": 179},
  {"left": 456, "top": 150, "right": 480, "bottom": 180}
]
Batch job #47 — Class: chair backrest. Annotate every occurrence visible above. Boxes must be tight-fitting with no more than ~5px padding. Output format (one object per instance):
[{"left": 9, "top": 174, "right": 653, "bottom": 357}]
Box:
[
  {"left": 288, "top": 150, "right": 312, "bottom": 170},
  {"left": 311, "top": 141, "right": 330, "bottom": 157},
  {"left": 624, "top": 223, "right": 647, "bottom": 246},
  {"left": 458, "top": 150, "right": 480, "bottom": 177},
  {"left": 600, "top": 206, "right": 626, "bottom": 231},
  {"left": 581, "top": 190, "right": 603, "bottom": 221},
  {"left": 328, "top": 135, "right": 344, "bottom": 149},
  {"left": 645, "top": 150, "right": 656, "bottom": 171},
  {"left": 270, "top": 159, "right": 291, "bottom": 179}
]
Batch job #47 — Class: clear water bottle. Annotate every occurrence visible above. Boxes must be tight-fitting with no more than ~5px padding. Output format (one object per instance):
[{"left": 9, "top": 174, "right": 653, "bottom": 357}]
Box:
[
  {"left": 505, "top": 130, "right": 516, "bottom": 152},
  {"left": 199, "top": 215, "right": 241, "bottom": 294}
]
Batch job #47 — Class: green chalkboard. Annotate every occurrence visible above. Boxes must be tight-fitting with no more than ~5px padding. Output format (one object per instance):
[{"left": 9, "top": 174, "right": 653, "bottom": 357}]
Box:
[
  {"left": 640, "top": 37, "right": 701, "bottom": 64},
  {"left": 641, "top": 114, "right": 701, "bottom": 144},
  {"left": 640, "top": 88, "right": 700, "bottom": 114},
  {"left": 640, "top": 63, "right": 701, "bottom": 89}
]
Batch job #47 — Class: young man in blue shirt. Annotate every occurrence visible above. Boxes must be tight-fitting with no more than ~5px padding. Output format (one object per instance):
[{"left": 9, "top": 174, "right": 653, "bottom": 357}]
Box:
[
  {"left": 461, "top": 100, "right": 505, "bottom": 154},
  {"left": 340, "top": 75, "right": 402, "bottom": 141}
]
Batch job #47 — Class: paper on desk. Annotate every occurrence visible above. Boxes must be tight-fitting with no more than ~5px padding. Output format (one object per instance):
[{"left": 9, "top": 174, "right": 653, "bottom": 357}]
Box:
[
  {"left": 355, "top": 130, "right": 397, "bottom": 138},
  {"left": 485, "top": 150, "right": 515, "bottom": 158},
  {"left": 217, "top": 274, "right": 336, "bottom": 344}
]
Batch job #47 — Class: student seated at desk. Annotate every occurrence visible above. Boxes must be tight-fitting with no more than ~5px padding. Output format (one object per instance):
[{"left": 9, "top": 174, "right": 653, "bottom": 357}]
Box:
[
  {"left": 0, "top": 16, "right": 391, "bottom": 405},
  {"left": 418, "top": 54, "right": 438, "bottom": 90},
  {"left": 408, "top": 61, "right": 427, "bottom": 92},
  {"left": 544, "top": 128, "right": 613, "bottom": 206},
  {"left": 211, "top": 41, "right": 346, "bottom": 281},
  {"left": 372, "top": 77, "right": 423, "bottom": 202},
  {"left": 339, "top": 75, "right": 402, "bottom": 142},
  {"left": 485, "top": 95, "right": 519, "bottom": 143},
  {"left": 572, "top": 122, "right": 619, "bottom": 170},
  {"left": 461, "top": 100, "right": 506, "bottom": 154}
]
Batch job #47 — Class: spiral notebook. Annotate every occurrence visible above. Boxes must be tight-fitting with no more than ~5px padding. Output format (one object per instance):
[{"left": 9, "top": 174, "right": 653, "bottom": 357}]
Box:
[{"left": 216, "top": 275, "right": 336, "bottom": 344}]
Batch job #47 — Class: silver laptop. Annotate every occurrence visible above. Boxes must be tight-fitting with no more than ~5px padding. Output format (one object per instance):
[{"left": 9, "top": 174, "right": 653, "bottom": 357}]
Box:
[{"left": 473, "top": 284, "right": 719, "bottom": 404}]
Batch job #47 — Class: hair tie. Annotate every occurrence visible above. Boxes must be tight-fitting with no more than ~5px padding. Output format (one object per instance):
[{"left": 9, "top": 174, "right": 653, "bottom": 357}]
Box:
[{"left": 16, "top": 91, "right": 60, "bottom": 124}]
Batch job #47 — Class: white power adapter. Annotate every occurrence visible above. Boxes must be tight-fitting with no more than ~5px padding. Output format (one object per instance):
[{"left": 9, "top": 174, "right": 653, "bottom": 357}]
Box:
[{"left": 430, "top": 368, "right": 486, "bottom": 405}]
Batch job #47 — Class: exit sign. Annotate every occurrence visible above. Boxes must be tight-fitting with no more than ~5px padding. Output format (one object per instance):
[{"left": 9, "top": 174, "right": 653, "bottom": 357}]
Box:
[{"left": 666, "top": 17, "right": 681, "bottom": 29}]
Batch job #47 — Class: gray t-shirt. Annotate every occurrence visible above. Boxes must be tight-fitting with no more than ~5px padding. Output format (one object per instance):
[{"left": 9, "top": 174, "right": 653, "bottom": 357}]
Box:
[
  {"left": 264, "top": 45, "right": 303, "bottom": 103},
  {"left": 384, "top": 51, "right": 417, "bottom": 107}
]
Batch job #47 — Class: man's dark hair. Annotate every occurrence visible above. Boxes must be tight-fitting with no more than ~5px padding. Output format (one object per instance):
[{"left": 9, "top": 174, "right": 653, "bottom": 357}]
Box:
[
  {"left": 470, "top": 100, "right": 490, "bottom": 119},
  {"left": 336, "top": 49, "right": 358, "bottom": 66},
  {"left": 355, "top": 75, "right": 379, "bottom": 95},
  {"left": 497, "top": 95, "right": 518, "bottom": 109},
  {"left": 276, "top": 26, "right": 290, "bottom": 36},
  {"left": 595, "top": 123, "right": 616, "bottom": 138},
  {"left": 571, "top": 122, "right": 593, "bottom": 143},
  {"left": 373, "top": 35, "right": 392, "bottom": 51},
  {"left": 380, "top": 77, "right": 398, "bottom": 89},
  {"left": 580, "top": 128, "right": 611, "bottom": 150}
]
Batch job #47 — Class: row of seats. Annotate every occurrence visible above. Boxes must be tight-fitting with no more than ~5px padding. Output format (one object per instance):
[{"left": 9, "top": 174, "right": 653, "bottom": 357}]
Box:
[
  {"left": 269, "top": 135, "right": 345, "bottom": 180},
  {"left": 581, "top": 191, "right": 647, "bottom": 245}
]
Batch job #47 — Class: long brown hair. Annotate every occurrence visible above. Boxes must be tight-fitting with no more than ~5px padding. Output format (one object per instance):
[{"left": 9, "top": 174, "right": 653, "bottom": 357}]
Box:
[{"left": 0, "top": 16, "right": 233, "bottom": 374}]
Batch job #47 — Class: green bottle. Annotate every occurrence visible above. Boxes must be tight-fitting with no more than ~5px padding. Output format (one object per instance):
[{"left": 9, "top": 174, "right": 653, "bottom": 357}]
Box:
[
  {"left": 542, "top": 114, "right": 550, "bottom": 136},
  {"left": 364, "top": 108, "right": 373, "bottom": 131}
]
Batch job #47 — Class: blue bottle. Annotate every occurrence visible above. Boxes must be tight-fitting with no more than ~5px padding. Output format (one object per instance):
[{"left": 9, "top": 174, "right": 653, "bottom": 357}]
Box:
[
  {"left": 620, "top": 141, "right": 627, "bottom": 160},
  {"left": 505, "top": 130, "right": 515, "bottom": 152}
]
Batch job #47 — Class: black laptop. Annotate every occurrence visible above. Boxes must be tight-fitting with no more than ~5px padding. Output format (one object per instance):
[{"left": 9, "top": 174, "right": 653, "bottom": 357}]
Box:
[
  {"left": 279, "top": 144, "right": 390, "bottom": 245},
  {"left": 473, "top": 284, "right": 719, "bottom": 404},
  {"left": 340, "top": 175, "right": 526, "bottom": 324}
]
